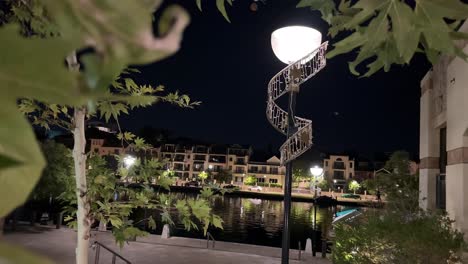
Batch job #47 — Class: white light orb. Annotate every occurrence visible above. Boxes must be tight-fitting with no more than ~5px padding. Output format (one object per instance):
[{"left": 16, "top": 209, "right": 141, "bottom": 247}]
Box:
[
  {"left": 271, "top": 26, "right": 322, "bottom": 65},
  {"left": 310, "top": 165, "right": 323, "bottom": 177},
  {"left": 123, "top": 155, "right": 136, "bottom": 168}
]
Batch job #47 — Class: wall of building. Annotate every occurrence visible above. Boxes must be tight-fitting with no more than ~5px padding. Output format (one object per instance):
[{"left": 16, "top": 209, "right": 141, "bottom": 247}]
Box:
[
  {"left": 89, "top": 139, "right": 285, "bottom": 187},
  {"left": 323, "top": 155, "right": 355, "bottom": 189},
  {"left": 419, "top": 21, "right": 468, "bottom": 236}
]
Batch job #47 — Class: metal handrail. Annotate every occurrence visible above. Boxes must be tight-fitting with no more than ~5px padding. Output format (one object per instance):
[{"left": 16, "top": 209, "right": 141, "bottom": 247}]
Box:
[
  {"left": 206, "top": 232, "right": 216, "bottom": 249},
  {"left": 93, "top": 241, "right": 131, "bottom": 264}
]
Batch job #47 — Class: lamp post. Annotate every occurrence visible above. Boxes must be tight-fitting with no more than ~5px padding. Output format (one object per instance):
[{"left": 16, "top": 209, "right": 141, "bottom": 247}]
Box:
[
  {"left": 310, "top": 165, "right": 324, "bottom": 198},
  {"left": 208, "top": 164, "right": 213, "bottom": 182},
  {"left": 267, "top": 26, "right": 327, "bottom": 264}
]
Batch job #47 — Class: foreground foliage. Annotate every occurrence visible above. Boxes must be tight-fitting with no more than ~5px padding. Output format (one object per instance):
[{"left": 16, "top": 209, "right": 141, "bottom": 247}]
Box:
[
  {"left": 332, "top": 151, "right": 466, "bottom": 263},
  {"left": 60, "top": 152, "right": 223, "bottom": 247},
  {"left": 333, "top": 211, "right": 465, "bottom": 264},
  {"left": 297, "top": 0, "right": 468, "bottom": 76}
]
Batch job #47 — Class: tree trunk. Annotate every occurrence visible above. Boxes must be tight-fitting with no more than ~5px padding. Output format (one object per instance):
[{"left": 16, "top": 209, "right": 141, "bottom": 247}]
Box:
[{"left": 73, "top": 107, "right": 90, "bottom": 264}]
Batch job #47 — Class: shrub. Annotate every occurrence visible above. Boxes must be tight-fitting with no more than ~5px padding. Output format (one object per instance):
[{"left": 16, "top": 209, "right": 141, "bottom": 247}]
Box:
[{"left": 332, "top": 211, "right": 465, "bottom": 264}]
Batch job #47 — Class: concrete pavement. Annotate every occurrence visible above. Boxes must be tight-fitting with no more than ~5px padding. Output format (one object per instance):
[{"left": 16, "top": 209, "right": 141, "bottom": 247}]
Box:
[{"left": 3, "top": 226, "right": 331, "bottom": 264}]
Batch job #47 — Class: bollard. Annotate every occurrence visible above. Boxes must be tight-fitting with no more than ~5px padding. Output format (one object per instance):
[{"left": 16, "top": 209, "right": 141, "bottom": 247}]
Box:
[
  {"left": 161, "top": 224, "right": 171, "bottom": 239},
  {"left": 56, "top": 212, "right": 63, "bottom": 229},
  {"left": 298, "top": 241, "right": 301, "bottom": 260},
  {"left": 305, "top": 238, "right": 312, "bottom": 253},
  {"left": 321, "top": 239, "right": 327, "bottom": 258}
]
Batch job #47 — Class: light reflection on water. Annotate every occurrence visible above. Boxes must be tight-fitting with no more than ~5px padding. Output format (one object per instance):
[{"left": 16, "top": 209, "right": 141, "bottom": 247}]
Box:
[{"left": 143, "top": 192, "right": 348, "bottom": 248}]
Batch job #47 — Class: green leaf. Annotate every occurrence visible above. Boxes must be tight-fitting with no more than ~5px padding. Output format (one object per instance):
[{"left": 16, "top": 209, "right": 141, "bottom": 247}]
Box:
[
  {"left": 161, "top": 211, "right": 175, "bottom": 225},
  {"left": 0, "top": 102, "right": 45, "bottom": 217},
  {"left": 297, "top": 0, "right": 337, "bottom": 23},
  {"left": 0, "top": 25, "right": 82, "bottom": 105},
  {"left": 200, "top": 187, "right": 214, "bottom": 199},
  {"left": 148, "top": 215, "right": 157, "bottom": 230},
  {"left": 416, "top": 0, "right": 468, "bottom": 20},
  {"left": 389, "top": 1, "right": 420, "bottom": 63},
  {"left": 211, "top": 215, "right": 224, "bottom": 230},
  {"left": 216, "top": 0, "right": 231, "bottom": 23},
  {"left": 327, "top": 31, "right": 366, "bottom": 58},
  {"left": 415, "top": 0, "right": 461, "bottom": 56},
  {"left": 188, "top": 199, "right": 211, "bottom": 221},
  {"left": 0, "top": 242, "right": 54, "bottom": 264},
  {"left": 109, "top": 215, "right": 123, "bottom": 228},
  {"left": 0, "top": 153, "right": 22, "bottom": 170},
  {"left": 196, "top": 0, "right": 202, "bottom": 10}
]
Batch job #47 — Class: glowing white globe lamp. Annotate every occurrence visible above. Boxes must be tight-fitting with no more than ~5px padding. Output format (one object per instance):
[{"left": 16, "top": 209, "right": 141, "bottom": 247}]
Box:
[
  {"left": 123, "top": 155, "right": 136, "bottom": 168},
  {"left": 310, "top": 165, "right": 324, "bottom": 177},
  {"left": 271, "top": 26, "right": 322, "bottom": 65}
]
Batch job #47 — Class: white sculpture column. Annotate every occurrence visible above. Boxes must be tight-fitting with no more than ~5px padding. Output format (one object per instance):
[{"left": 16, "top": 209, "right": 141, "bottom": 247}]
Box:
[
  {"left": 419, "top": 73, "right": 440, "bottom": 210},
  {"left": 446, "top": 50, "right": 468, "bottom": 237}
]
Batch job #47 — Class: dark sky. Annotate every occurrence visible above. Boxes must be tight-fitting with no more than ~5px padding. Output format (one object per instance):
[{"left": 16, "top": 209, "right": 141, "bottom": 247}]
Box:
[{"left": 119, "top": 0, "right": 430, "bottom": 157}]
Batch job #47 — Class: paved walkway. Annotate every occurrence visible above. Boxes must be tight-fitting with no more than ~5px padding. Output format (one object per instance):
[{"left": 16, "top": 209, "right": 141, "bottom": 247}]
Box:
[{"left": 3, "top": 226, "right": 331, "bottom": 264}]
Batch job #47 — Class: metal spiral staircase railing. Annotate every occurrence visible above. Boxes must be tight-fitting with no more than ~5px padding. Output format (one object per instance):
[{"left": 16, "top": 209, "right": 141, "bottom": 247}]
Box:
[{"left": 266, "top": 42, "right": 328, "bottom": 165}]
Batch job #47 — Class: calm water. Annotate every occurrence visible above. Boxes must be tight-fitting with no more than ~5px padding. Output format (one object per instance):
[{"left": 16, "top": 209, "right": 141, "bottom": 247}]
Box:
[{"left": 136, "top": 192, "right": 351, "bottom": 249}]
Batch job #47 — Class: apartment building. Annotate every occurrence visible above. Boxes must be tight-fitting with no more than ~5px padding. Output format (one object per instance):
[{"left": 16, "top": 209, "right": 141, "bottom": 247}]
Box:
[
  {"left": 419, "top": 22, "right": 468, "bottom": 237},
  {"left": 323, "top": 155, "right": 355, "bottom": 189},
  {"left": 245, "top": 156, "right": 286, "bottom": 186},
  {"left": 89, "top": 138, "right": 285, "bottom": 186}
]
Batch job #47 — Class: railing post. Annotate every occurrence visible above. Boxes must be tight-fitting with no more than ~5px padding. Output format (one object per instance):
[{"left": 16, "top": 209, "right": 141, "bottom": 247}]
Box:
[
  {"left": 112, "top": 254, "right": 117, "bottom": 264},
  {"left": 94, "top": 243, "right": 100, "bottom": 264},
  {"left": 321, "top": 239, "right": 327, "bottom": 258}
]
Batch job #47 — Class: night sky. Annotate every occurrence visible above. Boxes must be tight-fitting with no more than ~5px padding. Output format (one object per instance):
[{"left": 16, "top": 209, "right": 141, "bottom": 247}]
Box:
[{"left": 119, "top": 0, "right": 431, "bottom": 157}]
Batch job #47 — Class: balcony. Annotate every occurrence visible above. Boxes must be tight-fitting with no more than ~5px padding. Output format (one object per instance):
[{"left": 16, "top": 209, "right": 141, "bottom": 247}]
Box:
[
  {"left": 174, "top": 155, "right": 185, "bottom": 162},
  {"left": 209, "top": 156, "right": 226, "bottom": 163},
  {"left": 235, "top": 160, "right": 246, "bottom": 165},
  {"left": 194, "top": 147, "right": 208, "bottom": 153},
  {"left": 194, "top": 155, "right": 206, "bottom": 161},
  {"left": 173, "top": 165, "right": 185, "bottom": 171},
  {"left": 333, "top": 162, "right": 345, "bottom": 170}
]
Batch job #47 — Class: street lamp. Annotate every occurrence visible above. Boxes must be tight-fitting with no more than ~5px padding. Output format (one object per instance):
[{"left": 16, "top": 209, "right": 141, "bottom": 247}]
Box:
[
  {"left": 268, "top": 26, "right": 327, "bottom": 264},
  {"left": 123, "top": 155, "right": 136, "bottom": 168},
  {"left": 310, "top": 165, "right": 324, "bottom": 198}
]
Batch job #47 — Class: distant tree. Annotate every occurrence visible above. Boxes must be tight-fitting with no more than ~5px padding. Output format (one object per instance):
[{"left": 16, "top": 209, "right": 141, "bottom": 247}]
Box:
[
  {"left": 244, "top": 175, "right": 257, "bottom": 186},
  {"left": 292, "top": 168, "right": 308, "bottom": 183},
  {"left": 198, "top": 171, "right": 208, "bottom": 184},
  {"left": 348, "top": 180, "right": 361, "bottom": 194},
  {"left": 317, "top": 178, "right": 330, "bottom": 190},
  {"left": 376, "top": 151, "right": 418, "bottom": 211},
  {"left": 361, "top": 179, "right": 377, "bottom": 195},
  {"left": 214, "top": 169, "right": 233, "bottom": 184},
  {"left": 138, "top": 126, "right": 172, "bottom": 147},
  {"left": 31, "top": 141, "right": 74, "bottom": 201}
]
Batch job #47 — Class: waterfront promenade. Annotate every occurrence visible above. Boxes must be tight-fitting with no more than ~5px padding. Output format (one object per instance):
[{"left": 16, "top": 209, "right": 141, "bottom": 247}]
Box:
[{"left": 4, "top": 226, "right": 331, "bottom": 264}]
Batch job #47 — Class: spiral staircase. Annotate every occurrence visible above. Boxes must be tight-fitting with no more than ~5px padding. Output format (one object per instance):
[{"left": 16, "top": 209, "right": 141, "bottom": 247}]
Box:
[{"left": 266, "top": 42, "right": 328, "bottom": 165}]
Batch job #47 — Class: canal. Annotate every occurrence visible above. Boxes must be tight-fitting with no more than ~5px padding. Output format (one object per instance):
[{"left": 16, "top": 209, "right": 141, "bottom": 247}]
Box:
[{"left": 139, "top": 192, "right": 355, "bottom": 249}]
